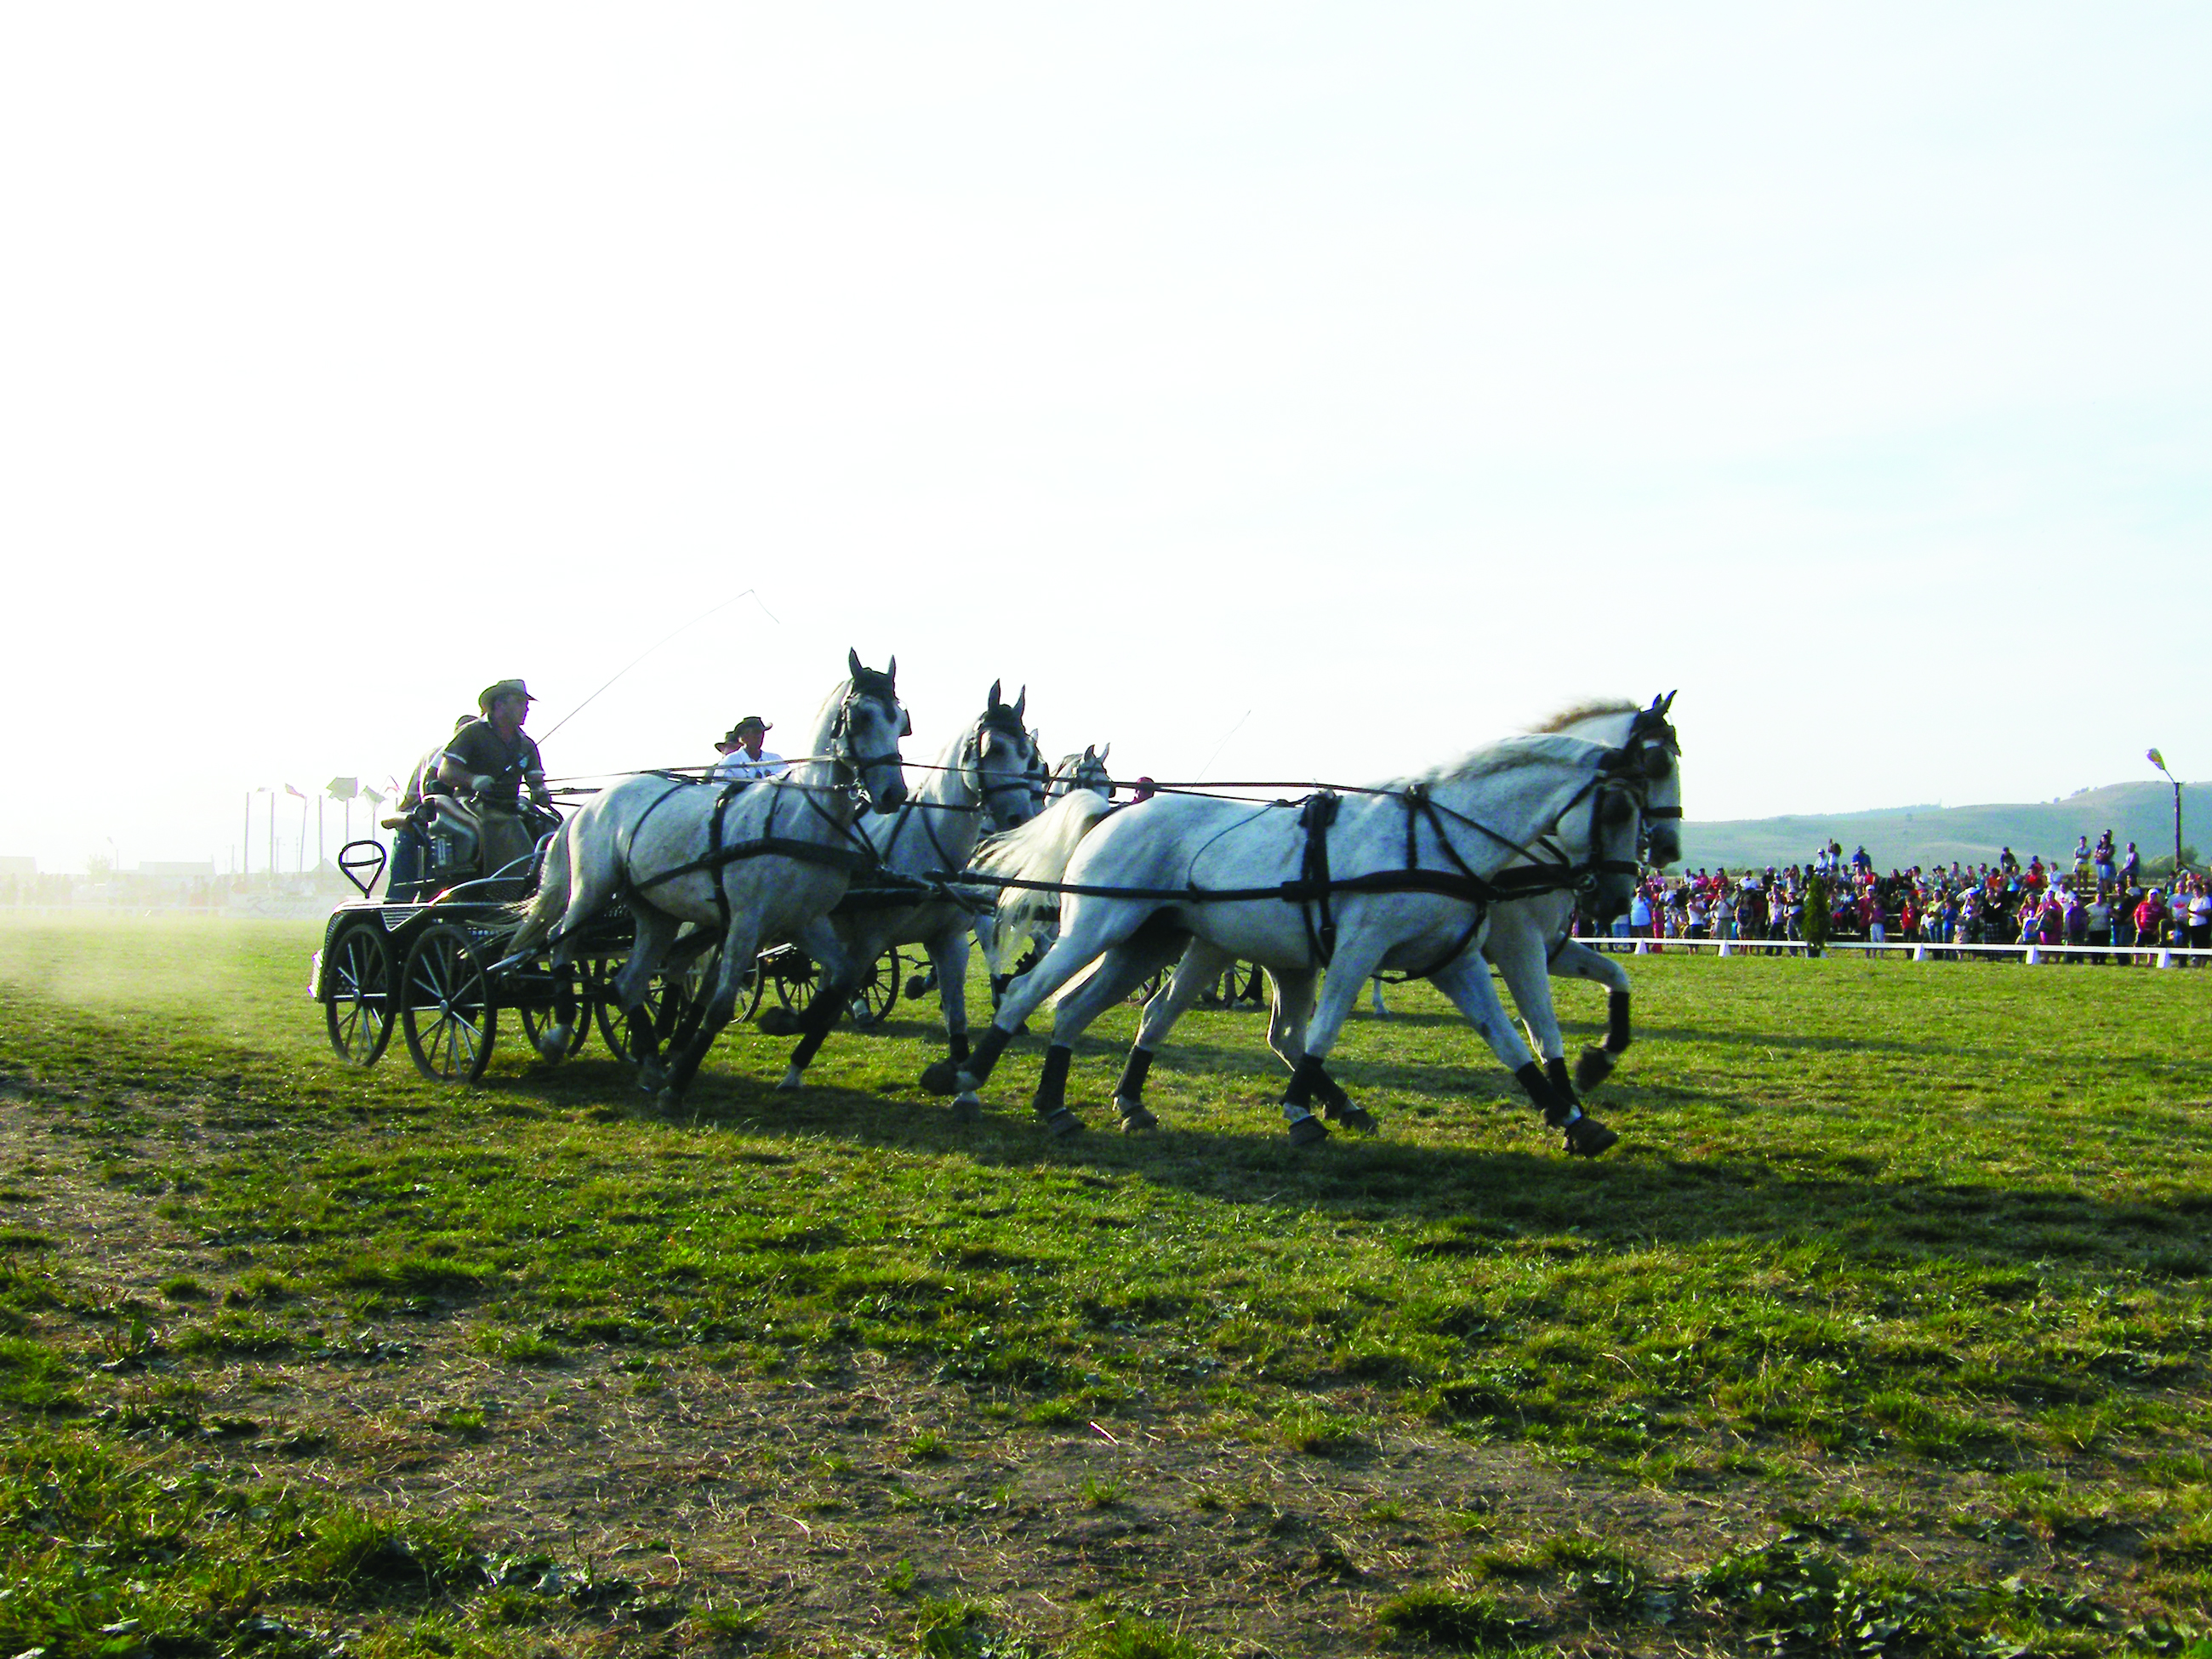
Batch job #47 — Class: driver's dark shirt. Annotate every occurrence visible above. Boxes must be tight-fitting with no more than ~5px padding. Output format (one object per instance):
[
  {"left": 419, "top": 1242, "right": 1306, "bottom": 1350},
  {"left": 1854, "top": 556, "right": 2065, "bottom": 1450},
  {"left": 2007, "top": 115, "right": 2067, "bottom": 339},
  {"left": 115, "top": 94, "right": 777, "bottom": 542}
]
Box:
[{"left": 446, "top": 719, "right": 544, "bottom": 807}]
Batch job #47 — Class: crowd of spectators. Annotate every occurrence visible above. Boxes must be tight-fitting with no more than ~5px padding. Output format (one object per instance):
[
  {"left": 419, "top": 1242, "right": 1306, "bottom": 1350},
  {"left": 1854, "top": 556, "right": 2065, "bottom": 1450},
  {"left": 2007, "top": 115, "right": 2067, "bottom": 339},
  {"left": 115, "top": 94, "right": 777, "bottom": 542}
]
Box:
[{"left": 1608, "top": 831, "right": 2211, "bottom": 961}]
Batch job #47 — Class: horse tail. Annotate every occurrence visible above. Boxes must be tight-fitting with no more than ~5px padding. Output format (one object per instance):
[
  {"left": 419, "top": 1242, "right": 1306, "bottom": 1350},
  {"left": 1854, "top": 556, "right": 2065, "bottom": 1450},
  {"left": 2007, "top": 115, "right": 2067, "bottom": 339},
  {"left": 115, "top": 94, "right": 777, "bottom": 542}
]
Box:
[
  {"left": 506, "top": 817, "right": 573, "bottom": 953},
  {"left": 972, "top": 791, "right": 1115, "bottom": 955}
]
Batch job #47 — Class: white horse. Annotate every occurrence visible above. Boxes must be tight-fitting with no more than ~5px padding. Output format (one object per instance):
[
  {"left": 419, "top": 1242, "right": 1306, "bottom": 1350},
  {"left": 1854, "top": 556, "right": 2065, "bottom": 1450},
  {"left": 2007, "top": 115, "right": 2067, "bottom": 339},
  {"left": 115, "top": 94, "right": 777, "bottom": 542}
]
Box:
[
  {"left": 921, "top": 731, "right": 1656, "bottom": 1152},
  {"left": 758, "top": 681, "right": 1039, "bottom": 1087},
  {"left": 509, "top": 651, "right": 909, "bottom": 1106},
  {"left": 1114, "top": 696, "right": 1681, "bottom": 1133},
  {"left": 1047, "top": 744, "right": 1113, "bottom": 801}
]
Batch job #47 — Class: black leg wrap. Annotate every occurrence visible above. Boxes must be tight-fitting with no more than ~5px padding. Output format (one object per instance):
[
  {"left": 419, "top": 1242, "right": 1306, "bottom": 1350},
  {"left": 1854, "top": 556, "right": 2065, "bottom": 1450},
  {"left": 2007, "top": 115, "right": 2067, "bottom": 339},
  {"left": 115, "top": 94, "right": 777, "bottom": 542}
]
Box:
[
  {"left": 1283, "top": 1054, "right": 1326, "bottom": 1109},
  {"left": 1034, "top": 1045, "right": 1073, "bottom": 1115},
  {"left": 1544, "top": 1056, "right": 1576, "bottom": 1109},
  {"left": 1115, "top": 1046, "right": 1154, "bottom": 1100},
  {"left": 1606, "top": 989, "right": 1632, "bottom": 1052},
  {"left": 948, "top": 1029, "right": 970, "bottom": 1063},
  {"left": 923, "top": 1020, "right": 1013, "bottom": 1095},
  {"left": 1573, "top": 1046, "right": 1618, "bottom": 1092},
  {"left": 1514, "top": 1060, "right": 1570, "bottom": 1124}
]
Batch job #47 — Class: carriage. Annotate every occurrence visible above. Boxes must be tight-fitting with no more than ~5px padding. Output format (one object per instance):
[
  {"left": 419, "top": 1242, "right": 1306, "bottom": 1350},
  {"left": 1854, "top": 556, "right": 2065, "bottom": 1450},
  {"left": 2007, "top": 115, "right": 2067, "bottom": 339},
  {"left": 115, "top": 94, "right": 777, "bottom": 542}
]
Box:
[{"left": 308, "top": 794, "right": 908, "bottom": 1086}]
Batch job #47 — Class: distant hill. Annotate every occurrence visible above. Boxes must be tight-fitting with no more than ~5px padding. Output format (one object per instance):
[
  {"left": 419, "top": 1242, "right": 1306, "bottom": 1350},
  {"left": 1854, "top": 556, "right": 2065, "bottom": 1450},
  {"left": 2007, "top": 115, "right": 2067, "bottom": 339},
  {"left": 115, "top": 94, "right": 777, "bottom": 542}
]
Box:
[{"left": 1680, "top": 779, "right": 2200, "bottom": 874}]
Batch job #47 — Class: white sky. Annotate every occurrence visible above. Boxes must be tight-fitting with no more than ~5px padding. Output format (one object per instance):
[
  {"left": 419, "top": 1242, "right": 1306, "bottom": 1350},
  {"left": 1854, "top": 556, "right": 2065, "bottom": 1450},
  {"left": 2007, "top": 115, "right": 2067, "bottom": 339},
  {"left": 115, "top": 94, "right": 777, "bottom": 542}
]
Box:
[{"left": 3, "top": 4, "right": 2206, "bottom": 871}]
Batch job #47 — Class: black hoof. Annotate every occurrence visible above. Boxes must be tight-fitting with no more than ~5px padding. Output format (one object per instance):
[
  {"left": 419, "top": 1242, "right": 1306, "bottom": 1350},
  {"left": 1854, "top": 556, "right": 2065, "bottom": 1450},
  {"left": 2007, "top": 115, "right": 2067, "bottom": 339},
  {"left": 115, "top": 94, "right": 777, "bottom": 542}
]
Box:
[
  {"left": 1573, "top": 1047, "right": 1618, "bottom": 1092},
  {"left": 904, "top": 974, "right": 933, "bottom": 999},
  {"left": 1563, "top": 1115, "right": 1619, "bottom": 1158},
  {"left": 1286, "top": 1113, "right": 1329, "bottom": 1147},
  {"left": 755, "top": 1006, "right": 799, "bottom": 1037},
  {"left": 1117, "top": 1101, "right": 1160, "bottom": 1132},
  {"left": 920, "top": 1058, "right": 965, "bottom": 1097},
  {"left": 1321, "top": 1098, "right": 1380, "bottom": 1135},
  {"left": 1040, "top": 1107, "right": 1082, "bottom": 1138}
]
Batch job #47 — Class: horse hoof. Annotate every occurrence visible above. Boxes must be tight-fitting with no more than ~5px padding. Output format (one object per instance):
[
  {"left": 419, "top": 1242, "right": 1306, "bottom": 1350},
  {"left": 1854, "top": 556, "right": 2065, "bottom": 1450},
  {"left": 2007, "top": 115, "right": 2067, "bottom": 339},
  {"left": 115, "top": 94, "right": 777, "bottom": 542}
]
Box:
[
  {"left": 535, "top": 1024, "right": 572, "bottom": 1063},
  {"left": 1286, "top": 1113, "right": 1329, "bottom": 1147},
  {"left": 1573, "top": 1047, "right": 1618, "bottom": 1092},
  {"left": 952, "top": 1092, "right": 982, "bottom": 1126},
  {"left": 1324, "top": 1100, "right": 1381, "bottom": 1135},
  {"left": 1115, "top": 1098, "right": 1159, "bottom": 1132},
  {"left": 776, "top": 1066, "right": 804, "bottom": 1092},
  {"left": 1563, "top": 1115, "right": 1619, "bottom": 1158},
  {"left": 637, "top": 1067, "right": 664, "bottom": 1095},
  {"left": 1040, "top": 1107, "right": 1082, "bottom": 1138},
  {"left": 756, "top": 1007, "right": 798, "bottom": 1037},
  {"left": 920, "top": 1059, "right": 965, "bottom": 1097}
]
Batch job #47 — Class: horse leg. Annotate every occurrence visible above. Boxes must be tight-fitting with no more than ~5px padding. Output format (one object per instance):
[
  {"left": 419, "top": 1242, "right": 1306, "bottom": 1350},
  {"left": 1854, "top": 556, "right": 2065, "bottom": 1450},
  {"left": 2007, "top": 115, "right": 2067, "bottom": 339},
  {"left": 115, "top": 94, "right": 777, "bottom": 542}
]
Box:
[
  {"left": 1549, "top": 938, "right": 1633, "bottom": 1091},
  {"left": 1268, "top": 938, "right": 1396, "bottom": 1145},
  {"left": 1485, "top": 907, "right": 1578, "bottom": 1111},
  {"left": 776, "top": 915, "right": 864, "bottom": 1091},
  {"left": 1260, "top": 966, "right": 1376, "bottom": 1134},
  {"left": 772, "top": 918, "right": 873, "bottom": 1087},
  {"left": 1115, "top": 938, "right": 1234, "bottom": 1131},
  {"left": 917, "top": 901, "right": 1149, "bottom": 1102},
  {"left": 1428, "top": 950, "right": 1616, "bottom": 1157},
  {"left": 1024, "top": 920, "right": 1189, "bottom": 1137},
  {"left": 652, "top": 921, "right": 761, "bottom": 1108},
  {"left": 611, "top": 905, "right": 683, "bottom": 1090}
]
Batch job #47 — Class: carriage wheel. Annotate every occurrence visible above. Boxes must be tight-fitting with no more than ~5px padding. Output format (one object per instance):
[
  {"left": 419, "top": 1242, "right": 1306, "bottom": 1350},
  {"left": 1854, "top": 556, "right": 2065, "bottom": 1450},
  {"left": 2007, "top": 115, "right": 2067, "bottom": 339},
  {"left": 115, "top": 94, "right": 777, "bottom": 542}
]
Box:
[
  {"left": 592, "top": 951, "right": 728, "bottom": 1062},
  {"left": 1131, "top": 965, "right": 1170, "bottom": 1006},
  {"left": 323, "top": 923, "right": 394, "bottom": 1066},
  {"left": 847, "top": 949, "right": 901, "bottom": 1027},
  {"left": 1236, "top": 960, "right": 1267, "bottom": 1005},
  {"left": 772, "top": 949, "right": 821, "bottom": 1016},
  {"left": 400, "top": 924, "right": 497, "bottom": 1084},
  {"left": 516, "top": 996, "right": 589, "bottom": 1062}
]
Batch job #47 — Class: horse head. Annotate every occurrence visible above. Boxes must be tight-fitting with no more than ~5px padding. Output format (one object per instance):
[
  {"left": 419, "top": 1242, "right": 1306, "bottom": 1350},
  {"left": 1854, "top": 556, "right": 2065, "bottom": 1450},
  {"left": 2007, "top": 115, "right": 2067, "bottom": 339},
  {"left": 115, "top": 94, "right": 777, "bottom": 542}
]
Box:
[
  {"left": 841, "top": 648, "right": 909, "bottom": 812},
  {"left": 975, "top": 682, "right": 1038, "bottom": 831}
]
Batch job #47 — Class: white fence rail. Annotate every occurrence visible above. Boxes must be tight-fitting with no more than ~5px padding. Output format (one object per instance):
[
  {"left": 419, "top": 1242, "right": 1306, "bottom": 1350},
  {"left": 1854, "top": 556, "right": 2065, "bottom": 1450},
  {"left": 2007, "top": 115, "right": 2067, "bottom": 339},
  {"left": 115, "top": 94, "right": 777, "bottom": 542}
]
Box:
[{"left": 1582, "top": 936, "right": 2212, "bottom": 966}]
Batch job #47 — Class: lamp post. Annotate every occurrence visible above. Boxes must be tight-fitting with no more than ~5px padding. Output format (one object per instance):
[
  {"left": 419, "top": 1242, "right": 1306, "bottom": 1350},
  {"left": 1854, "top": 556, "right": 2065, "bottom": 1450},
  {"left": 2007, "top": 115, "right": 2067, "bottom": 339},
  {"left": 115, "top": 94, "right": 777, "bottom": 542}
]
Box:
[{"left": 2147, "top": 749, "right": 2183, "bottom": 877}]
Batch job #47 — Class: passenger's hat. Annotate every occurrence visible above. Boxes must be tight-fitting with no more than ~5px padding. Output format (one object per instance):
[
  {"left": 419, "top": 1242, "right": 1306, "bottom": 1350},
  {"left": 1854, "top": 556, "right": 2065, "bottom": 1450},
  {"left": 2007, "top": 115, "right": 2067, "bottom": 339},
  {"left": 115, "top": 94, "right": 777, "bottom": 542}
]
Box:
[
  {"left": 479, "top": 678, "right": 534, "bottom": 712},
  {"left": 717, "top": 716, "right": 771, "bottom": 750}
]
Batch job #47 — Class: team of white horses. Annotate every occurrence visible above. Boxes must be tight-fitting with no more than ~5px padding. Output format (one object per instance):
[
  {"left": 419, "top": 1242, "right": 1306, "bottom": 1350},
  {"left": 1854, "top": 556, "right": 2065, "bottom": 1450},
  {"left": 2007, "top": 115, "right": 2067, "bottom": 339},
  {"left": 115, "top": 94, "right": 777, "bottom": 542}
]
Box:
[{"left": 508, "top": 652, "right": 1682, "bottom": 1155}]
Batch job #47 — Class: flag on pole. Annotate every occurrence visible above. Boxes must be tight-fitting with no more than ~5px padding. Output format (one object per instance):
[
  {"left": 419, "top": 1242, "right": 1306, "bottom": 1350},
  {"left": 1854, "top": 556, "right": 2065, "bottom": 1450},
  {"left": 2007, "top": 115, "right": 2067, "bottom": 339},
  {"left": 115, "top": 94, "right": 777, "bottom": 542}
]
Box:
[
  {"left": 284, "top": 784, "right": 306, "bottom": 800},
  {"left": 326, "top": 777, "right": 359, "bottom": 801},
  {"left": 362, "top": 786, "right": 387, "bottom": 806}
]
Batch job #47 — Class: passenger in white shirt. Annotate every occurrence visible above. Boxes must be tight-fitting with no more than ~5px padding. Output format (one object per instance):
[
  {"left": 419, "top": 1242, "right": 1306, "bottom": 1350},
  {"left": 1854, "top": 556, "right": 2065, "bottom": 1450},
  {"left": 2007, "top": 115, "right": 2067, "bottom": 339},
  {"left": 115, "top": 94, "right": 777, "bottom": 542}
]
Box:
[{"left": 710, "top": 716, "right": 786, "bottom": 784}]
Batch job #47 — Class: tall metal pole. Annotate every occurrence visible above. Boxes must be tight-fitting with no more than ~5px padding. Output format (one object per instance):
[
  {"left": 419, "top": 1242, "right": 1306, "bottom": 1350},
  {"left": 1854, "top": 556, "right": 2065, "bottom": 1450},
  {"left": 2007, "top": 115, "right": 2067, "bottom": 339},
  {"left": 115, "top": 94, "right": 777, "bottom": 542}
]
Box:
[
  {"left": 242, "top": 793, "right": 251, "bottom": 878},
  {"left": 267, "top": 795, "right": 276, "bottom": 885}
]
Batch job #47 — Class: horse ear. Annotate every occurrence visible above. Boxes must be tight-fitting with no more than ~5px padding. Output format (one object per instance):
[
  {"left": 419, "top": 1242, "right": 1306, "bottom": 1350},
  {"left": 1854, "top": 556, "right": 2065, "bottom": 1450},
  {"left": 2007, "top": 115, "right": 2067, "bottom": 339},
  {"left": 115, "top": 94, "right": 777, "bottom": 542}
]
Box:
[
  {"left": 1014, "top": 686, "right": 1026, "bottom": 719},
  {"left": 1083, "top": 744, "right": 1096, "bottom": 764},
  {"left": 1097, "top": 742, "right": 1110, "bottom": 763},
  {"left": 887, "top": 654, "right": 897, "bottom": 684},
  {"left": 988, "top": 679, "right": 1001, "bottom": 708},
  {"left": 1658, "top": 690, "right": 1676, "bottom": 714},
  {"left": 848, "top": 647, "right": 864, "bottom": 680}
]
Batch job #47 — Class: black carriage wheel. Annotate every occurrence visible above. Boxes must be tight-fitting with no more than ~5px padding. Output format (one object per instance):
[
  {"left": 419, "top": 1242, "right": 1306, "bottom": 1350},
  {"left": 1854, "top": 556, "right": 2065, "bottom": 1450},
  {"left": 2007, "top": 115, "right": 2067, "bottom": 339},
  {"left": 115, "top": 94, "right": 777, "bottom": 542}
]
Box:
[
  {"left": 848, "top": 949, "right": 900, "bottom": 1028},
  {"left": 1131, "top": 965, "right": 1170, "bottom": 1006},
  {"left": 1237, "top": 960, "right": 1267, "bottom": 1005},
  {"left": 323, "top": 924, "right": 395, "bottom": 1067},
  {"left": 593, "top": 956, "right": 714, "bottom": 1063},
  {"left": 400, "top": 923, "right": 498, "bottom": 1084},
  {"left": 772, "top": 949, "right": 822, "bottom": 1015},
  {"left": 516, "top": 997, "right": 589, "bottom": 1062}
]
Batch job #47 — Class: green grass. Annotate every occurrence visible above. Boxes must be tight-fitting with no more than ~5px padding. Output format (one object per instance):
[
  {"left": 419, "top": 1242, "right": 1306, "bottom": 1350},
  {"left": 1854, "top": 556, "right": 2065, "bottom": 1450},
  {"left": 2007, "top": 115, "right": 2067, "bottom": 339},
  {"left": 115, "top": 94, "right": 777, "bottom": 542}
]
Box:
[{"left": 2, "top": 912, "right": 2209, "bottom": 1653}]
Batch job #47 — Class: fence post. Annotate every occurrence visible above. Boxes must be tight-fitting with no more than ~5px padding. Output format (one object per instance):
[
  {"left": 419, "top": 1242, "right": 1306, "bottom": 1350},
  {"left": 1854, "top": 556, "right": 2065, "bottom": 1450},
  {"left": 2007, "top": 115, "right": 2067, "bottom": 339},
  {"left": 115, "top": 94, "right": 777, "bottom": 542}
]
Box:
[
  {"left": 1634, "top": 939, "right": 1648, "bottom": 955},
  {"left": 2023, "top": 944, "right": 2039, "bottom": 966},
  {"left": 1719, "top": 938, "right": 1732, "bottom": 957},
  {"left": 1913, "top": 942, "right": 1927, "bottom": 962},
  {"left": 2158, "top": 947, "right": 2174, "bottom": 969}
]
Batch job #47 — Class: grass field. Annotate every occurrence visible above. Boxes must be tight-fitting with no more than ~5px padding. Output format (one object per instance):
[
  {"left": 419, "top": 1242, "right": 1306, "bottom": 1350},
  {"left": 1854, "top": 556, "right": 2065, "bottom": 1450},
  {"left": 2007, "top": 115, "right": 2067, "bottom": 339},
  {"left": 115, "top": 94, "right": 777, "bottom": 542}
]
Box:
[{"left": 2, "top": 911, "right": 2209, "bottom": 1658}]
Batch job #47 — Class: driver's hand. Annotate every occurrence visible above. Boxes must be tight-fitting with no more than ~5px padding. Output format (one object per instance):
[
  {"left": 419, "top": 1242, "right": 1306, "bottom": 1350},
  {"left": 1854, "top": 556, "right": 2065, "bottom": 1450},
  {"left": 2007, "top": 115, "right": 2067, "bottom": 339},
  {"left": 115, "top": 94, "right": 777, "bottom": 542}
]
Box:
[{"left": 470, "top": 774, "right": 497, "bottom": 795}]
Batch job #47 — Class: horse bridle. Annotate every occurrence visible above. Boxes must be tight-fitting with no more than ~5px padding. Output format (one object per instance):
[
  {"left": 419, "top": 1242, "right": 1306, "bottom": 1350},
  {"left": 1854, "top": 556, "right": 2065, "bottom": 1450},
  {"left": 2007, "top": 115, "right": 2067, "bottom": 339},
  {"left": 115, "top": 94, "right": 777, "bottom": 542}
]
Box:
[{"left": 829, "top": 676, "right": 907, "bottom": 810}]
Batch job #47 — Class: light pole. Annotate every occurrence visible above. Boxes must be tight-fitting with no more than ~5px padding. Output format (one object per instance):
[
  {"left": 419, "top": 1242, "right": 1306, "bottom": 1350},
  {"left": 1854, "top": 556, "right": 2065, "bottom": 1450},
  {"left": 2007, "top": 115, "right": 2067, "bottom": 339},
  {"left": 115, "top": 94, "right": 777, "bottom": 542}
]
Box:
[{"left": 2148, "top": 749, "right": 2183, "bottom": 877}]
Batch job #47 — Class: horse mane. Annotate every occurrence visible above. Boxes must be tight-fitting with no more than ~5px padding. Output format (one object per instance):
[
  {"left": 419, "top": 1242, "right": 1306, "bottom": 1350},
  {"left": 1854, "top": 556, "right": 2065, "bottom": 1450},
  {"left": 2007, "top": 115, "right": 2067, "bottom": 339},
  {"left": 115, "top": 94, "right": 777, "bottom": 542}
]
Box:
[
  {"left": 1526, "top": 698, "right": 1639, "bottom": 734},
  {"left": 1399, "top": 732, "right": 1610, "bottom": 789}
]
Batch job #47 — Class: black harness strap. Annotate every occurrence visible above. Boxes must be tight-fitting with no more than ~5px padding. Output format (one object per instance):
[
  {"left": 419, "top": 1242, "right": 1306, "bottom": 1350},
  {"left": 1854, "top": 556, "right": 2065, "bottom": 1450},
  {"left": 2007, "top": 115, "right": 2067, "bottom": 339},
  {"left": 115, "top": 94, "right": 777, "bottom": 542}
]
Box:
[{"left": 1299, "top": 791, "right": 1341, "bottom": 966}]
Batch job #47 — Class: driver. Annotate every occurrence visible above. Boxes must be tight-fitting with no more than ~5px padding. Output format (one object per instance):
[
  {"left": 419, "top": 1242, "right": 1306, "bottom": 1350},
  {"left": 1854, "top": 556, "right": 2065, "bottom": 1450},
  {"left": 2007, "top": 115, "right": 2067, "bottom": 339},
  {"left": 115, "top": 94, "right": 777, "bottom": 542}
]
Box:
[{"left": 441, "top": 679, "right": 552, "bottom": 814}]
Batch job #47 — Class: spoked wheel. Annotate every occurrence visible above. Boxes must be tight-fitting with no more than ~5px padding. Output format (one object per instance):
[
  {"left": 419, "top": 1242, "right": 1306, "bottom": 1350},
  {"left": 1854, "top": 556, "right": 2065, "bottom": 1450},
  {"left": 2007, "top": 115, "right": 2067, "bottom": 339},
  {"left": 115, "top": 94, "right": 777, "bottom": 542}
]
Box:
[
  {"left": 1131, "top": 966, "right": 1171, "bottom": 1006},
  {"left": 516, "top": 995, "right": 589, "bottom": 1062},
  {"left": 400, "top": 923, "right": 497, "bottom": 1084},
  {"left": 323, "top": 923, "right": 394, "bottom": 1066},
  {"left": 593, "top": 949, "right": 723, "bottom": 1063},
  {"left": 847, "top": 949, "right": 901, "bottom": 1028},
  {"left": 771, "top": 948, "right": 820, "bottom": 1017}
]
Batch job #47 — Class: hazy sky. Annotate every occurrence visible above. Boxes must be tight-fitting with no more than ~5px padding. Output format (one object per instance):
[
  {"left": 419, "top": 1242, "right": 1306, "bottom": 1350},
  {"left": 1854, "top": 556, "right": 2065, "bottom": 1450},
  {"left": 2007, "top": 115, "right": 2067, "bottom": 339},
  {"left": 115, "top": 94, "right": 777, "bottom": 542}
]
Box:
[{"left": 4, "top": 5, "right": 2206, "bottom": 871}]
